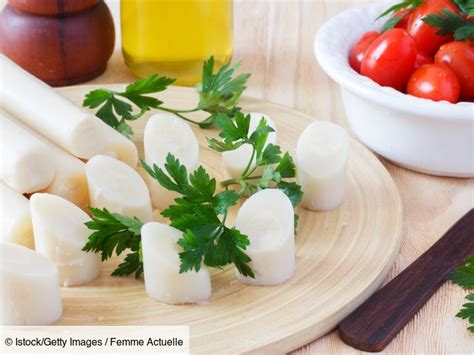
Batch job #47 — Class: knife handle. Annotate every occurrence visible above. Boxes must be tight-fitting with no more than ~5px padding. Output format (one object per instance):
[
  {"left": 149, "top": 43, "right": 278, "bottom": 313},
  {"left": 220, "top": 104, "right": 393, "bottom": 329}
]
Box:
[{"left": 338, "top": 209, "right": 474, "bottom": 352}]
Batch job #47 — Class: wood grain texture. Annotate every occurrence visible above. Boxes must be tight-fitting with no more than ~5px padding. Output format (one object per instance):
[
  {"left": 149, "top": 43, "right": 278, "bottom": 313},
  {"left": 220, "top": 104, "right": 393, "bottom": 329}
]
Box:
[
  {"left": 339, "top": 209, "right": 474, "bottom": 352},
  {"left": 1, "top": 0, "right": 470, "bottom": 352},
  {"left": 57, "top": 84, "right": 402, "bottom": 353}
]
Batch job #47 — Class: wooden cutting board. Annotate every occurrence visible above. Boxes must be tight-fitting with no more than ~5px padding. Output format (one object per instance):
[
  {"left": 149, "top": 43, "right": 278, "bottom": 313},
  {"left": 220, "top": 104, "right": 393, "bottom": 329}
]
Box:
[{"left": 56, "top": 85, "right": 403, "bottom": 353}]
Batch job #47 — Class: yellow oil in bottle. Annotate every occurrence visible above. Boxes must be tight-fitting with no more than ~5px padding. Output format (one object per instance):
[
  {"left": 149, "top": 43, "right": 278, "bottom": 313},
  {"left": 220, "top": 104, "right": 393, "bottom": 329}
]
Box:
[{"left": 121, "top": 0, "right": 233, "bottom": 86}]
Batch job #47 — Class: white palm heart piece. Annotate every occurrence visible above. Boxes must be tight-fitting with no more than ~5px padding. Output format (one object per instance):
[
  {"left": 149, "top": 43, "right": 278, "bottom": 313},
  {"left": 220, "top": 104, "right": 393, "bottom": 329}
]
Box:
[
  {"left": 82, "top": 58, "right": 303, "bottom": 282},
  {"left": 0, "top": 53, "right": 351, "bottom": 315}
]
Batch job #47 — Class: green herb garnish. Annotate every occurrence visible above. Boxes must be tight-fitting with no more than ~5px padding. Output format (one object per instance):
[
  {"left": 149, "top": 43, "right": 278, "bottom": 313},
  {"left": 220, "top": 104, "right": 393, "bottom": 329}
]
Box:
[
  {"left": 83, "top": 56, "right": 250, "bottom": 137},
  {"left": 376, "top": 0, "right": 423, "bottom": 31},
  {"left": 195, "top": 57, "right": 250, "bottom": 128},
  {"left": 423, "top": 9, "right": 474, "bottom": 40},
  {"left": 375, "top": 0, "right": 423, "bottom": 20},
  {"left": 449, "top": 256, "right": 474, "bottom": 333},
  {"left": 453, "top": 0, "right": 474, "bottom": 17},
  {"left": 208, "top": 112, "right": 303, "bottom": 206},
  {"left": 82, "top": 58, "right": 301, "bottom": 279},
  {"left": 376, "top": 0, "right": 474, "bottom": 37},
  {"left": 380, "top": 13, "right": 409, "bottom": 32},
  {"left": 82, "top": 207, "right": 144, "bottom": 278},
  {"left": 141, "top": 155, "right": 254, "bottom": 277},
  {"left": 137, "top": 114, "right": 302, "bottom": 276},
  {"left": 83, "top": 75, "right": 175, "bottom": 138}
]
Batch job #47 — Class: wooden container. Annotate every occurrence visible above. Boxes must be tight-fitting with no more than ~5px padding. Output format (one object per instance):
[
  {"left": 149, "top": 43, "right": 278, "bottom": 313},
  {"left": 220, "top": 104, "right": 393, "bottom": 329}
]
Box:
[{"left": 0, "top": 0, "right": 115, "bottom": 86}]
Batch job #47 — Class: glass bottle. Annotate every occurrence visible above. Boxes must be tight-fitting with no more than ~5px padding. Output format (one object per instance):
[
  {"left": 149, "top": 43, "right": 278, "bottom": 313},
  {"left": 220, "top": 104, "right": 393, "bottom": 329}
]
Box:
[{"left": 121, "top": 0, "right": 233, "bottom": 86}]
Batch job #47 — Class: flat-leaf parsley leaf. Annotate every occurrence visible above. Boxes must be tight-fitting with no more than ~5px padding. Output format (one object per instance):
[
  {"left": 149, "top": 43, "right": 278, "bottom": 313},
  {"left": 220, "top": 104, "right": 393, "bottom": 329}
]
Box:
[
  {"left": 83, "top": 56, "right": 250, "bottom": 137},
  {"left": 449, "top": 256, "right": 474, "bottom": 333},
  {"left": 141, "top": 155, "right": 254, "bottom": 278},
  {"left": 82, "top": 207, "right": 144, "bottom": 278}
]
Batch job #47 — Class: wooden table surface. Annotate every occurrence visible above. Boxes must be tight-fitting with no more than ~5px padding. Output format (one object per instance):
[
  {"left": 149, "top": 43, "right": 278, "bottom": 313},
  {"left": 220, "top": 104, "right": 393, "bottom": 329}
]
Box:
[{"left": 4, "top": 0, "right": 472, "bottom": 353}]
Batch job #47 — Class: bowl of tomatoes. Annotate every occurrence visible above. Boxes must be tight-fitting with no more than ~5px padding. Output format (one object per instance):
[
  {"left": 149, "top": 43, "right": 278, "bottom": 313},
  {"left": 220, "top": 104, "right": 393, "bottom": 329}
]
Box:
[{"left": 315, "top": 0, "right": 473, "bottom": 177}]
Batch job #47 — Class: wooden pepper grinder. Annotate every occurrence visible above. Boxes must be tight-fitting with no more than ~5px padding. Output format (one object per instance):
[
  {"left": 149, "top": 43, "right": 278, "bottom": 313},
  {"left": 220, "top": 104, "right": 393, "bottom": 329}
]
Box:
[{"left": 0, "top": 0, "right": 115, "bottom": 86}]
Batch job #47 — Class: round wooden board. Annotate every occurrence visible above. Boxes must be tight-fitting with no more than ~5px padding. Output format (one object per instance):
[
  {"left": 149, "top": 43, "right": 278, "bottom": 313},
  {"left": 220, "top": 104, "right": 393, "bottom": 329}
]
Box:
[{"left": 57, "top": 85, "right": 403, "bottom": 354}]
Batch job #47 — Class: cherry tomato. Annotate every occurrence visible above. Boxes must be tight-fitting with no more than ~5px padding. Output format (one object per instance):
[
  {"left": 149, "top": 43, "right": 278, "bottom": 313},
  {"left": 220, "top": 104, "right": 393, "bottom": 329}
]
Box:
[
  {"left": 414, "top": 52, "right": 433, "bottom": 69},
  {"left": 361, "top": 28, "right": 417, "bottom": 90},
  {"left": 349, "top": 31, "right": 380, "bottom": 73},
  {"left": 393, "top": 9, "right": 411, "bottom": 29},
  {"left": 407, "top": 63, "right": 460, "bottom": 103},
  {"left": 407, "top": 0, "right": 459, "bottom": 56},
  {"left": 435, "top": 41, "right": 474, "bottom": 102}
]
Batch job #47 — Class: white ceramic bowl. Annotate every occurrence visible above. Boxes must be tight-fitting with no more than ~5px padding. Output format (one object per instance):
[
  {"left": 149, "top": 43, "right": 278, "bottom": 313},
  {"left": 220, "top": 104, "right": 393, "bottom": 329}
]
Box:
[{"left": 315, "top": 0, "right": 473, "bottom": 177}]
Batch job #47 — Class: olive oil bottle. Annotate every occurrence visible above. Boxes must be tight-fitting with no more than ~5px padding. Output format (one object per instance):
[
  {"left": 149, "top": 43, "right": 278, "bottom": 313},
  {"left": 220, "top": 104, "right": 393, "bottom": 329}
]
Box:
[{"left": 121, "top": 0, "right": 233, "bottom": 86}]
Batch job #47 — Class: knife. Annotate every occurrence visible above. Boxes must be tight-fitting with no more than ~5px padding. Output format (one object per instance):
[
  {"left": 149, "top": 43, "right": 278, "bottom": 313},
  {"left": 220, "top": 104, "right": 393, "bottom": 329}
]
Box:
[{"left": 338, "top": 208, "right": 474, "bottom": 352}]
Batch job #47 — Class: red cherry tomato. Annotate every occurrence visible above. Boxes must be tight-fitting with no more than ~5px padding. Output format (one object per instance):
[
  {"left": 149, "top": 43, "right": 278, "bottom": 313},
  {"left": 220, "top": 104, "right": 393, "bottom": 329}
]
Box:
[
  {"left": 349, "top": 31, "right": 380, "bottom": 73},
  {"left": 407, "top": 63, "right": 460, "bottom": 103},
  {"left": 435, "top": 41, "right": 474, "bottom": 102},
  {"left": 407, "top": 0, "right": 459, "bottom": 57},
  {"left": 415, "top": 52, "right": 433, "bottom": 69},
  {"left": 361, "top": 29, "right": 417, "bottom": 90},
  {"left": 393, "top": 9, "right": 412, "bottom": 29}
]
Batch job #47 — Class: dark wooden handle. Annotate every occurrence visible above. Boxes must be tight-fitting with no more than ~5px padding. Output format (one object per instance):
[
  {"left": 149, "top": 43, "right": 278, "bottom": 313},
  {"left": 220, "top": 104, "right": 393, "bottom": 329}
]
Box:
[{"left": 338, "top": 209, "right": 474, "bottom": 352}]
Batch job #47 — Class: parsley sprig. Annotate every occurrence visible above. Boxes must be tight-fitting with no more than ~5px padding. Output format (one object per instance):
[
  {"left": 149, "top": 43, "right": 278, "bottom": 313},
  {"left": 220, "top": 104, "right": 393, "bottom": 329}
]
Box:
[
  {"left": 141, "top": 155, "right": 254, "bottom": 278},
  {"left": 376, "top": 0, "right": 474, "bottom": 37},
  {"left": 83, "top": 75, "right": 175, "bottom": 138},
  {"left": 423, "top": 9, "right": 474, "bottom": 40},
  {"left": 196, "top": 57, "right": 251, "bottom": 128},
  {"left": 375, "top": 0, "right": 423, "bottom": 31},
  {"left": 82, "top": 58, "right": 301, "bottom": 280},
  {"left": 137, "top": 114, "right": 302, "bottom": 276},
  {"left": 82, "top": 207, "right": 144, "bottom": 278},
  {"left": 449, "top": 255, "right": 474, "bottom": 333},
  {"left": 83, "top": 56, "right": 250, "bottom": 137},
  {"left": 453, "top": 0, "right": 474, "bottom": 17},
  {"left": 208, "top": 113, "right": 303, "bottom": 206},
  {"left": 376, "top": 0, "right": 423, "bottom": 19}
]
